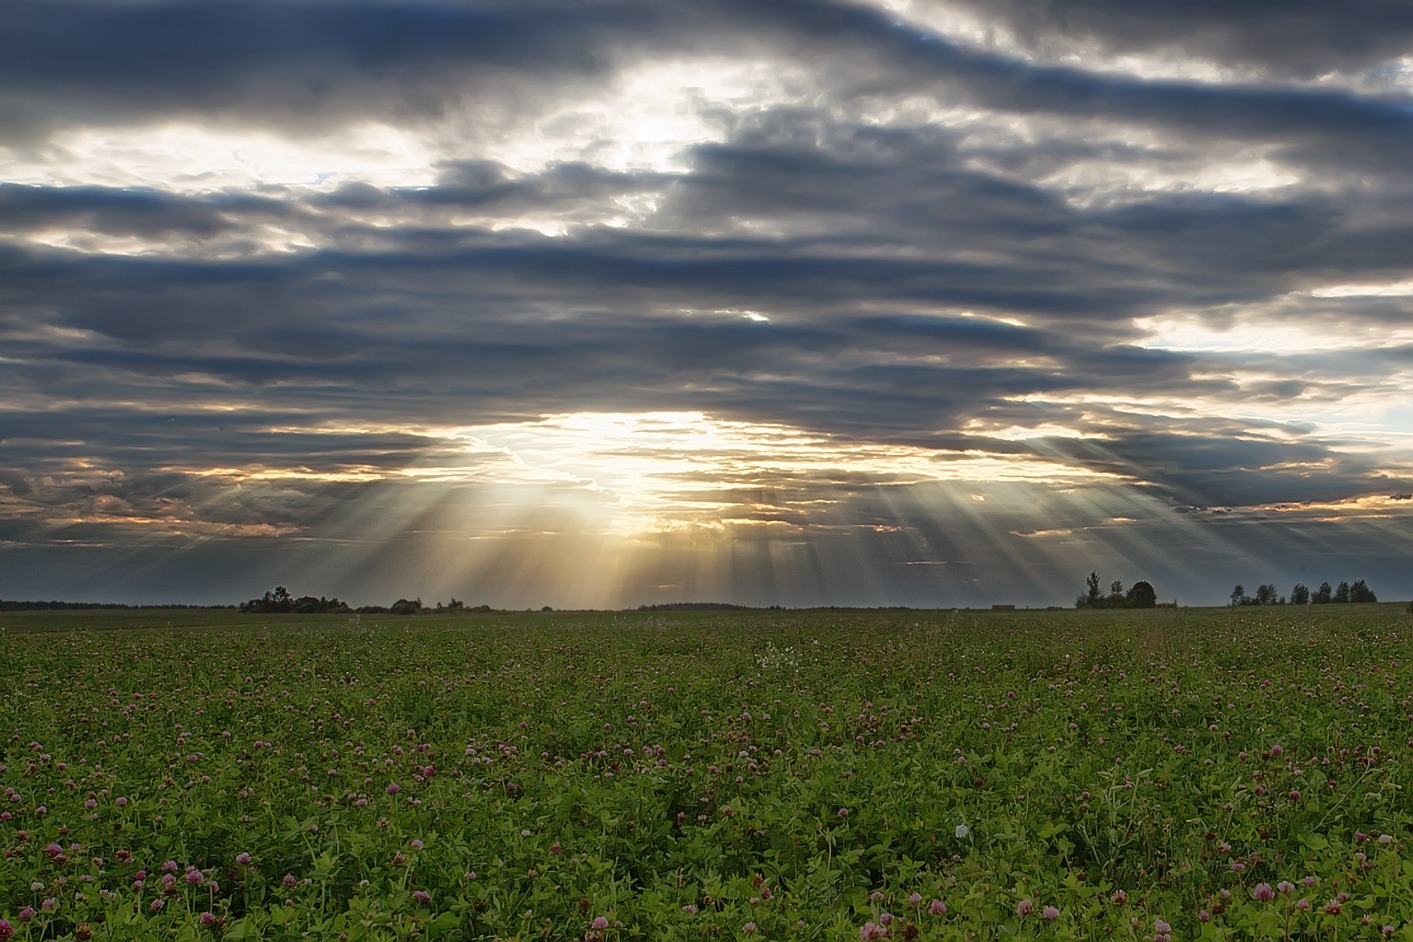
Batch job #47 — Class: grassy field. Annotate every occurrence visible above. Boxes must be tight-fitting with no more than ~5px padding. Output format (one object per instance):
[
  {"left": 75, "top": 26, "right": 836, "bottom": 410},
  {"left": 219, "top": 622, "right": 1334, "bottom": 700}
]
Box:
[{"left": 2, "top": 603, "right": 1412, "bottom": 940}]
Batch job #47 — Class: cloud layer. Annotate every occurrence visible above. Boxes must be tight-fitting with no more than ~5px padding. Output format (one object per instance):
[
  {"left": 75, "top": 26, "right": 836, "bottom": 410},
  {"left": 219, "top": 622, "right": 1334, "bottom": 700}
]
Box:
[{"left": 2, "top": 0, "right": 1410, "bottom": 607}]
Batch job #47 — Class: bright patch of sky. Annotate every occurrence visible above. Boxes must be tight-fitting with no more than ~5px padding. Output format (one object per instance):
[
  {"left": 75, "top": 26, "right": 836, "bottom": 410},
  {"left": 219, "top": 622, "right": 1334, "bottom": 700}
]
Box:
[
  {"left": 472, "top": 57, "right": 809, "bottom": 176},
  {"left": 1136, "top": 311, "right": 1413, "bottom": 354},
  {"left": 388, "top": 412, "right": 1120, "bottom": 535},
  {"left": 1, "top": 122, "right": 440, "bottom": 192}
]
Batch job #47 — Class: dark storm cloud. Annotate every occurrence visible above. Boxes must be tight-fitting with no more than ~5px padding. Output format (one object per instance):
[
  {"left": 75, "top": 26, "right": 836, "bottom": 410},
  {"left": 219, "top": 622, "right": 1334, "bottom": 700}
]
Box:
[
  {"left": 0, "top": 184, "right": 298, "bottom": 239},
  {"left": 1040, "top": 429, "right": 1401, "bottom": 509},
  {"left": 0, "top": 0, "right": 679, "bottom": 141},
  {"left": 0, "top": 160, "right": 1403, "bottom": 469},
  {"left": 941, "top": 0, "right": 1413, "bottom": 79},
  {"left": 716, "top": 0, "right": 1413, "bottom": 174},
  {"left": 7, "top": 0, "right": 1413, "bottom": 178}
]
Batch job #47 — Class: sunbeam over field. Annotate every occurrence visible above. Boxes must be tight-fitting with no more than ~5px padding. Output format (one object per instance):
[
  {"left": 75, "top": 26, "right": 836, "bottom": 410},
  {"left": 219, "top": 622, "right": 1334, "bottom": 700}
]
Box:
[{"left": 3, "top": 604, "right": 1413, "bottom": 939}]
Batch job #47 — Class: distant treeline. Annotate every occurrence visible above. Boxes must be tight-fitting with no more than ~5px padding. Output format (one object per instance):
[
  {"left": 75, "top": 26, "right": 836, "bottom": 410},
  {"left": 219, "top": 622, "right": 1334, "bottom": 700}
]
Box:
[
  {"left": 1231, "top": 580, "right": 1377, "bottom": 606},
  {"left": 0, "top": 600, "right": 235, "bottom": 611},
  {"left": 238, "top": 587, "right": 496, "bottom": 615}
]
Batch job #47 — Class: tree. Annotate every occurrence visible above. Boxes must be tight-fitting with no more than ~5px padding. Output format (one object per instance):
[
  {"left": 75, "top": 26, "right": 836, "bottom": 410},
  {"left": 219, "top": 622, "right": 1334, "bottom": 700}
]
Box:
[
  {"left": 1312, "top": 581, "right": 1332, "bottom": 604},
  {"left": 1231, "top": 585, "right": 1247, "bottom": 607},
  {"left": 1255, "top": 584, "right": 1278, "bottom": 606},
  {"left": 1086, "top": 572, "right": 1102, "bottom": 607},
  {"left": 1290, "top": 583, "right": 1310, "bottom": 605},
  {"left": 1128, "top": 580, "right": 1157, "bottom": 609},
  {"left": 390, "top": 598, "right": 424, "bottom": 615},
  {"left": 1334, "top": 581, "right": 1351, "bottom": 604},
  {"left": 1350, "top": 580, "right": 1377, "bottom": 604}
]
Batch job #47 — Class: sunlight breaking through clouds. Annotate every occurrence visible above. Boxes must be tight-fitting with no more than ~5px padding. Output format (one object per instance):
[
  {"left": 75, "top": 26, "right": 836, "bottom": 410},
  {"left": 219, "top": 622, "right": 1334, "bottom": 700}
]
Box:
[
  {"left": 1, "top": 0, "right": 1412, "bottom": 606},
  {"left": 426, "top": 411, "right": 1129, "bottom": 535}
]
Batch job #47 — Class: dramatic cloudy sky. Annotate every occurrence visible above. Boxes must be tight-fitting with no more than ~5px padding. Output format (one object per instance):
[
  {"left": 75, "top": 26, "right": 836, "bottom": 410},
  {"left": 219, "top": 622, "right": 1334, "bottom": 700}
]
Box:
[{"left": 3, "top": 0, "right": 1412, "bottom": 609}]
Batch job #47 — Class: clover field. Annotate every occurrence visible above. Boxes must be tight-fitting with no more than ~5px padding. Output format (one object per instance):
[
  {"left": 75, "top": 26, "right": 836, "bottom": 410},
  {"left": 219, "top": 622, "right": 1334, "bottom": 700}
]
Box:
[{"left": 3, "top": 604, "right": 1413, "bottom": 940}]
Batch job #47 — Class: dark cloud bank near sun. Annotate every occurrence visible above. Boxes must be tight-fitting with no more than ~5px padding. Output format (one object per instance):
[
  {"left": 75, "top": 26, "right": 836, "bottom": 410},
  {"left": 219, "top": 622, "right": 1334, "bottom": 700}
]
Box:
[{"left": 1, "top": 0, "right": 1410, "bottom": 608}]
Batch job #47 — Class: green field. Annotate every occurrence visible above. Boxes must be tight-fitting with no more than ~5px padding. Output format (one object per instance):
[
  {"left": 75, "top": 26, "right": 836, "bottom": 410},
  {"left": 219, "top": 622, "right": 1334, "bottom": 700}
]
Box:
[{"left": 3, "top": 604, "right": 1412, "bottom": 940}]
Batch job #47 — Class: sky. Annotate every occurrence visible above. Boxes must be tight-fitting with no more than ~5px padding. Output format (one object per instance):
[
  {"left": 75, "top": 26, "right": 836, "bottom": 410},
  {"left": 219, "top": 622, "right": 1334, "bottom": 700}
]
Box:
[{"left": 2, "top": 0, "right": 1411, "bottom": 610}]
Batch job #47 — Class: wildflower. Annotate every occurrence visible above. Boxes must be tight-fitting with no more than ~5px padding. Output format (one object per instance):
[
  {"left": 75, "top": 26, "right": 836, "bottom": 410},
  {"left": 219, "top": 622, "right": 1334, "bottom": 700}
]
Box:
[
  {"left": 1252, "top": 883, "right": 1275, "bottom": 902},
  {"left": 1277, "top": 881, "right": 1295, "bottom": 894},
  {"left": 1324, "top": 900, "right": 1342, "bottom": 915},
  {"left": 235, "top": 853, "right": 252, "bottom": 866},
  {"left": 742, "top": 922, "right": 757, "bottom": 933},
  {"left": 282, "top": 874, "right": 297, "bottom": 888},
  {"left": 591, "top": 916, "right": 610, "bottom": 930},
  {"left": 411, "top": 839, "right": 424, "bottom": 850},
  {"left": 413, "top": 890, "right": 431, "bottom": 904},
  {"left": 199, "top": 912, "right": 217, "bottom": 926},
  {"left": 907, "top": 893, "right": 922, "bottom": 905},
  {"left": 1042, "top": 906, "right": 1060, "bottom": 920},
  {"left": 1295, "top": 899, "right": 1311, "bottom": 911},
  {"left": 0, "top": 918, "right": 13, "bottom": 940},
  {"left": 859, "top": 922, "right": 888, "bottom": 940},
  {"left": 386, "top": 783, "right": 400, "bottom": 795},
  {"left": 1016, "top": 899, "right": 1035, "bottom": 916},
  {"left": 186, "top": 870, "right": 204, "bottom": 886},
  {"left": 682, "top": 905, "right": 698, "bottom": 914},
  {"left": 928, "top": 900, "right": 947, "bottom": 915},
  {"left": 17, "top": 909, "right": 35, "bottom": 923},
  {"left": 150, "top": 899, "right": 165, "bottom": 912},
  {"left": 954, "top": 824, "right": 969, "bottom": 839}
]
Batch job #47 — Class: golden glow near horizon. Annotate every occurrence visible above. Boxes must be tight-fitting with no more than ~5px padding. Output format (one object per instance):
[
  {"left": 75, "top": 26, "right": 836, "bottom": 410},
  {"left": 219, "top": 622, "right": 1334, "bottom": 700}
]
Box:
[
  {"left": 140, "top": 411, "right": 1132, "bottom": 538},
  {"left": 438, "top": 411, "right": 1129, "bottom": 535}
]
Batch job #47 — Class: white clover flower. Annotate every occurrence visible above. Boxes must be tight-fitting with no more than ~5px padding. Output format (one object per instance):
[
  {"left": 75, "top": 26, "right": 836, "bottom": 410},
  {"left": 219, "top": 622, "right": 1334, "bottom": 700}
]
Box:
[{"left": 955, "top": 824, "right": 970, "bottom": 839}]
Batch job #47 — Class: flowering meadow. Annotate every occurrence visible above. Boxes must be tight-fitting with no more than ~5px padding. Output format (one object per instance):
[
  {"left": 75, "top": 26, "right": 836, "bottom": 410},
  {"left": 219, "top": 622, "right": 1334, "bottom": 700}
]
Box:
[{"left": 3, "top": 604, "right": 1413, "bottom": 940}]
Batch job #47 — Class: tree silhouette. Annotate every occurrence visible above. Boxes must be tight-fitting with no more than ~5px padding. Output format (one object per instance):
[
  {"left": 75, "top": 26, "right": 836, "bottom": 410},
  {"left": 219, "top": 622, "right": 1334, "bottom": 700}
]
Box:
[{"left": 1350, "top": 580, "right": 1377, "bottom": 603}]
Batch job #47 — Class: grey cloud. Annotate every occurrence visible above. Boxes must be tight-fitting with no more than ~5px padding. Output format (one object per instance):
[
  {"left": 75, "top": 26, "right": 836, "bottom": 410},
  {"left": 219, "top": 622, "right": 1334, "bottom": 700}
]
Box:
[
  {"left": 0, "top": 0, "right": 674, "bottom": 141},
  {"left": 937, "top": 0, "right": 1413, "bottom": 79},
  {"left": 1040, "top": 429, "right": 1410, "bottom": 509},
  {"left": 0, "top": 184, "right": 299, "bottom": 239},
  {"left": 6, "top": 0, "right": 1412, "bottom": 181}
]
